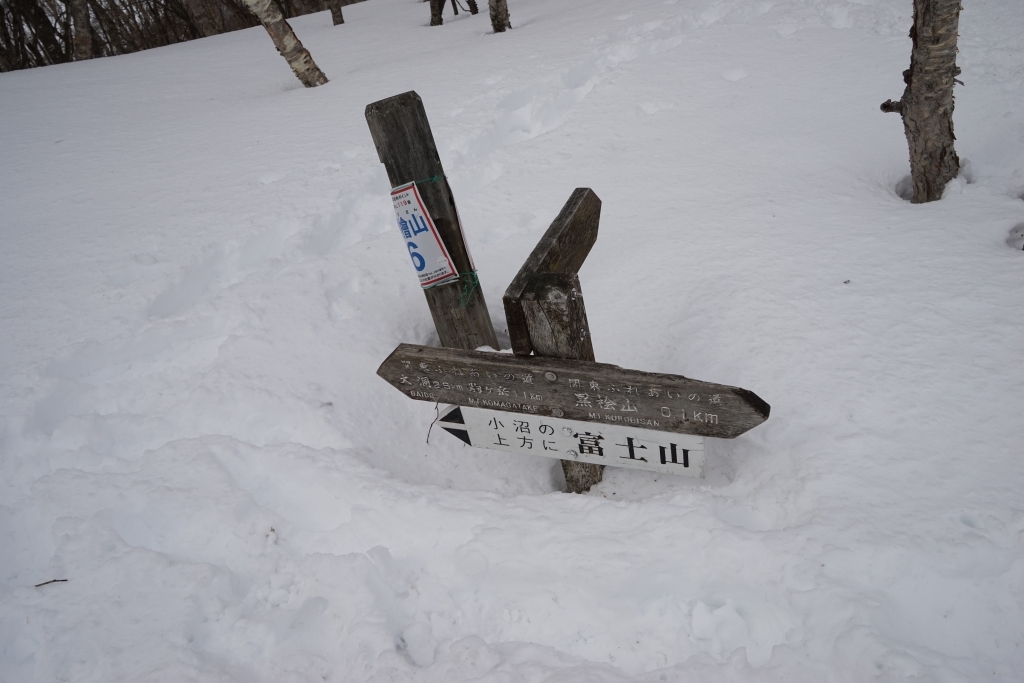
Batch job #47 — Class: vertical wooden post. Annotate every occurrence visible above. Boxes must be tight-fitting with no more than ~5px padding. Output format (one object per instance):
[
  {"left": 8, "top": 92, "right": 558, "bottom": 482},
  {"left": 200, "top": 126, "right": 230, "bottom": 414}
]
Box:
[
  {"left": 520, "top": 273, "right": 595, "bottom": 362},
  {"left": 366, "top": 92, "right": 499, "bottom": 351},
  {"left": 503, "top": 188, "right": 600, "bottom": 357},
  {"left": 504, "top": 189, "right": 604, "bottom": 493}
]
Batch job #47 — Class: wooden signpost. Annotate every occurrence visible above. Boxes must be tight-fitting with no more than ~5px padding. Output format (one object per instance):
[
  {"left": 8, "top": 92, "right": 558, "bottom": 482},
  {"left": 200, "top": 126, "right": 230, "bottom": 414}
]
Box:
[
  {"left": 377, "top": 343, "right": 770, "bottom": 440},
  {"left": 366, "top": 91, "right": 499, "bottom": 351},
  {"left": 366, "top": 95, "right": 769, "bottom": 493}
]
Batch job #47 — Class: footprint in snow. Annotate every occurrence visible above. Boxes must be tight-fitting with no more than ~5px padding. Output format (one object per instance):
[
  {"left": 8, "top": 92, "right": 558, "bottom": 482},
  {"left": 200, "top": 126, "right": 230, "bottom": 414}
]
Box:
[{"left": 722, "top": 68, "right": 749, "bottom": 82}]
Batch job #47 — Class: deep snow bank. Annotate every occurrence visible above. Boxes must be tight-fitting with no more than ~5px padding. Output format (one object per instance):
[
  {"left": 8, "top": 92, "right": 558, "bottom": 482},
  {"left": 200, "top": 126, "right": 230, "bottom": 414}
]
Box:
[{"left": 1, "top": 0, "right": 1023, "bottom": 681}]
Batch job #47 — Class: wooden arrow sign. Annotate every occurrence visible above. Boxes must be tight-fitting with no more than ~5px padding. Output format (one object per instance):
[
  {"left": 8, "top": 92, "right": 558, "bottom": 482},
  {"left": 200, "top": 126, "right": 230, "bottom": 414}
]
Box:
[{"left": 378, "top": 343, "right": 770, "bottom": 439}]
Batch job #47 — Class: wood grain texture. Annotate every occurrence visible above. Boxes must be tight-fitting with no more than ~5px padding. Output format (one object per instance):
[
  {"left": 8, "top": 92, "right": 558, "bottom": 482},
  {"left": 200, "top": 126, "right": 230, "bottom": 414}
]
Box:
[
  {"left": 378, "top": 344, "right": 770, "bottom": 439},
  {"left": 520, "top": 273, "right": 602, "bottom": 491},
  {"left": 503, "top": 188, "right": 601, "bottom": 356},
  {"left": 365, "top": 92, "right": 498, "bottom": 350},
  {"left": 521, "top": 273, "right": 595, "bottom": 362}
]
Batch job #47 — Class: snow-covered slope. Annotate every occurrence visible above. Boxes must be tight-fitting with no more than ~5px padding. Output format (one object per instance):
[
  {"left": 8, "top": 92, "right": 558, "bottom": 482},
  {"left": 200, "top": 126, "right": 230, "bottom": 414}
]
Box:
[{"left": 2, "top": 0, "right": 1023, "bottom": 680}]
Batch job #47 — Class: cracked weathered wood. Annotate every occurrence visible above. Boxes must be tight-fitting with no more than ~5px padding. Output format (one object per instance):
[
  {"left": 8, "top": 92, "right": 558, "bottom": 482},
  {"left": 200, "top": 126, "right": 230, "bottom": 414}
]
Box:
[
  {"left": 378, "top": 343, "right": 771, "bottom": 440},
  {"left": 521, "top": 273, "right": 595, "bottom": 363},
  {"left": 520, "top": 272, "right": 603, "bottom": 492},
  {"left": 503, "top": 188, "right": 600, "bottom": 356},
  {"left": 506, "top": 191, "right": 601, "bottom": 491},
  {"left": 880, "top": 0, "right": 960, "bottom": 203},
  {"left": 366, "top": 92, "right": 499, "bottom": 351}
]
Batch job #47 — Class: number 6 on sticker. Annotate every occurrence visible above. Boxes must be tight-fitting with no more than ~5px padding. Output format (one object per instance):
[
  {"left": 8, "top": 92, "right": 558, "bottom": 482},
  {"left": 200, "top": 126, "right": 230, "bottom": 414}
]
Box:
[
  {"left": 407, "top": 242, "right": 425, "bottom": 271},
  {"left": 390, "top": 182, "right": 459, "bottom": 288}
]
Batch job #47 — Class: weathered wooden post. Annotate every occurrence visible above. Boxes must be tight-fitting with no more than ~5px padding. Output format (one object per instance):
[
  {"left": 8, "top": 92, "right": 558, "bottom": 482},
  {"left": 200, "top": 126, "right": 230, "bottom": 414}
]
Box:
[
  {"left": 504, "top": 188, "right": 603, "bottom": 493},
  {"left": 503, "top": 188, "right": 600, "bottom": 356},
  {"left": 366, "top": 92, "right": 499, "bottom": 351}
]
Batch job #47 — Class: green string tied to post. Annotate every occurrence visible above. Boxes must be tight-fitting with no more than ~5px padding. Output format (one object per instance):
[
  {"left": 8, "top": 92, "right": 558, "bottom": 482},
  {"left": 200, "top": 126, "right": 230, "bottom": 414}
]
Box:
[
  {"left": 413, "top": 174, "right": 446, "bottom": 186},
  {"left": 458, "top": 271, "right": 479, "bottom": 307}
]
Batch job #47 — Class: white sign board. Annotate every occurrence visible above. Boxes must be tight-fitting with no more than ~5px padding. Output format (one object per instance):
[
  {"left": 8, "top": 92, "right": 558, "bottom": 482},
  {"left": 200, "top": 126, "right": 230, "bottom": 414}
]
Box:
[
  {"left": 391, "top": 182, "right": 458, "bottom": 288},
  {"left": 438, "top": 405, "right": 706, "bottom": 478}
]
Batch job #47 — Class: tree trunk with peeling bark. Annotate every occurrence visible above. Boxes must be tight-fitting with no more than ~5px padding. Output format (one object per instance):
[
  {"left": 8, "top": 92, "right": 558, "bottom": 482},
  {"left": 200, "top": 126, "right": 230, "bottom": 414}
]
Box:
[
  {"left": 881, "top": 0, "right": 961, "bottom": 203},
  {"left": 429, "top": 0, "right": 443, "bottom": 26},
  {"left": 327, "top": 0, "right": 344, "bottom": 25},
  {"left": 243, "top": 0, "right": 328, "bottom": 87},
  {"left": 70, "top": 0, "right": 92, "bottom": 60},
  {"left": 488, "top": 0, "right": 510, "bottom": 32}
]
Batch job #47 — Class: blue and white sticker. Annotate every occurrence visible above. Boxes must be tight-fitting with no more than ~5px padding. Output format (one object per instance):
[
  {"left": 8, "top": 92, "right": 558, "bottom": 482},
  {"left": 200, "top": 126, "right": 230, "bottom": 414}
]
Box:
[{"left": 391, "top": 182, "right": 458, "bottom": 288}]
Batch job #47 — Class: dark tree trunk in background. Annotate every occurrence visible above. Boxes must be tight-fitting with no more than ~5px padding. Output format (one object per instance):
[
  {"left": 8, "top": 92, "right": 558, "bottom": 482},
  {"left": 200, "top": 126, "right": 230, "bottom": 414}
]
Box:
[
  {"left": 429, "top": 0, "right": 443, "bottom": 26},
  {"left": 881, "top": 0, "right": 961, "bottom": 203},
  {"left": 70, "top": 0, "right": 92, "bottom": 59},
  {"left": 185, "top": 0, "right": 222, "bottom": 36},
  {"left": 467, "top": 0, "right": 478, "bottom": 14},
  {"left": 488, "top": 0, "right": 509, "bottom": 32},
  {"left": 327, "top": 0, "right": 344, "bottom": 24},
  {"left": 243, "top": 0, "right": 328, "bottom": 87}
]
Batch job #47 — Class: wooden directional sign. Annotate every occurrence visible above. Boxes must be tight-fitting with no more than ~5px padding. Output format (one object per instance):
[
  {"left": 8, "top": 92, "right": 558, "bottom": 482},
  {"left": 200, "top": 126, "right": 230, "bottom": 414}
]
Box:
[
  {"left": 438, "top": 405, "right": 707, "bottom": 478},
  {"left": 378, "top": 343, "right": 770, "bottom": 439}
]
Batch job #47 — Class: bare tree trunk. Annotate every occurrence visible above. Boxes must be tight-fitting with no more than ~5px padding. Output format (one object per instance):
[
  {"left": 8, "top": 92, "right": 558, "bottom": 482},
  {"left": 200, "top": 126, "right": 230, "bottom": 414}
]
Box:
[
  {"left": 70, "top": 0, "right": 92, "bottom": 60},
  {"left": 429, "top": 0, "right": 443, "bottom": 26},
  {"left": 487, "top": 0, "right": 510, "bottom": 32},
  {"left": 467, "top": 0, "right": 478, "bottom": 14},
  {"left": 881, "top": 0, "right": 960, "bottom": 203},
  {"left": 327, "top": 0, "right": 344, "bottom": 25},
  {"left": 185, "top": 0, "right": 222, "bottom": 37},
  {"left": 242, "top": 0, "right": 328, "bottom": 87}
]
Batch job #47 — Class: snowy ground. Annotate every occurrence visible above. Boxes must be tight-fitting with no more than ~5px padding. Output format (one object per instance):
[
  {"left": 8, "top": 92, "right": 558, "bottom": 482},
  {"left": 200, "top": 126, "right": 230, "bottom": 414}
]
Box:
[{"left": 2, "top": 0, "right": 1023, "bottom": 680}]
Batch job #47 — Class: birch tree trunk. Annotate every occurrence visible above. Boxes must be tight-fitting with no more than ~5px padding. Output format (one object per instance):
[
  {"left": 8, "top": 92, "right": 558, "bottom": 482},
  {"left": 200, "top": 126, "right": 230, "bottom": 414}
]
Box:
[
  {"left": 70, "top": 0, "right": 92, "bottom": 60},
  {"left": 243, "top": 0, "right": 328, "bottom": 87},
  {"left": 327, "top": 0, "right": 344, "bottom": 25},
  {"left": 880, "top": 0, "right": 960, "bottom": 203},
  {"left": 488, "top": 0, "right": 510, "bottom": 32},
  {"left": 429, "top": 0, "right": 443, "bottom": 26}
]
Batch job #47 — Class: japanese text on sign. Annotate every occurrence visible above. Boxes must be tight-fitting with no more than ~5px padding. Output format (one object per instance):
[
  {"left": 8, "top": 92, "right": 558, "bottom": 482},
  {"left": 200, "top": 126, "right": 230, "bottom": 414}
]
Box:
[
  {"left": 391, "top": 182, "right": 458, "bottom": 288},
  {"left": 441, "top": 405, "right": 707, "bottom": 478}
]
